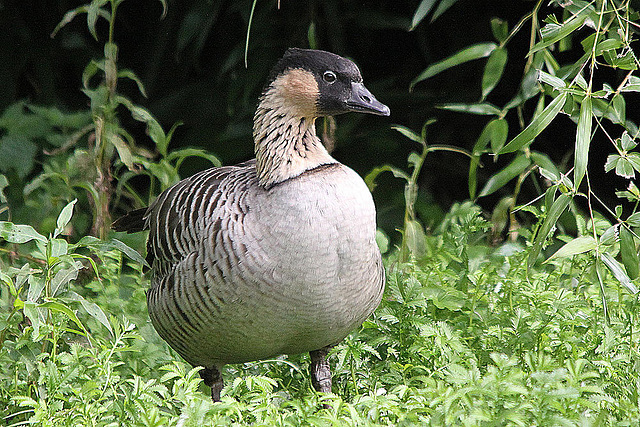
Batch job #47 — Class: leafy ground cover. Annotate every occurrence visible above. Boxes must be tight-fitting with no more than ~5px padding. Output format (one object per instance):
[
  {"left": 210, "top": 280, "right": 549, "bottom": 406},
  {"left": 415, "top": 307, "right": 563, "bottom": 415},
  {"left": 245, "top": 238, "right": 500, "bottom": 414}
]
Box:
[{"left": 1, "top": 201, "right": 639, "bottom": 426}]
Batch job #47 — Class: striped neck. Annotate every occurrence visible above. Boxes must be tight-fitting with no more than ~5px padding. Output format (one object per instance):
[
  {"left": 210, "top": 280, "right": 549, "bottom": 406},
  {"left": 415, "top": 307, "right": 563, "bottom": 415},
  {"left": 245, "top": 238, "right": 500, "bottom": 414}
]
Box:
[{"left": 253, "top": 90, "right": 336, "bottom": 189}]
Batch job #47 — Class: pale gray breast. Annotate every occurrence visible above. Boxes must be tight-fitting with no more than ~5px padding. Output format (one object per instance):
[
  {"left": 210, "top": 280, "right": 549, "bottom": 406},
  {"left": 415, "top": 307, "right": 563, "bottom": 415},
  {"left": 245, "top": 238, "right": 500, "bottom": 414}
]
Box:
[{"left": 145, "top": 161, "right": 384, "bottom": 367}]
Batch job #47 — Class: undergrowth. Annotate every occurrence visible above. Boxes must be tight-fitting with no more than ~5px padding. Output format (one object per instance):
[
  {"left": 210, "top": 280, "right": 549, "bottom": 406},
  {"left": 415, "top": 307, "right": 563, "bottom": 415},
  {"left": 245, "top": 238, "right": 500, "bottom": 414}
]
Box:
[{"left": 1, "top": 202, "right": 639, "bottom": 425}]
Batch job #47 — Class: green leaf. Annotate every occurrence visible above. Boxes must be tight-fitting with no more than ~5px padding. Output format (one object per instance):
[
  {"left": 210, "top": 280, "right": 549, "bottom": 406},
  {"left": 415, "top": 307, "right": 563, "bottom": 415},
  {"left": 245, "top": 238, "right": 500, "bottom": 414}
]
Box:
[
  {"left": 431, "top": 0, "right": 459, "bottom": 22},
  {"left": 574, "top": 96, "right": 592, "bottom": 189},
  {"left": 531, "top": 151, "right": 560, "bottom": 180},
  {"left": 499, "top": 92, "right": 568, "bottom": 154},
  {"left": 411, "top": 42, "right": 497, "bottom": 90},
  {"left": 439, "top": 103, "right": 502, "bottom": 116},
  {"left": 604, "top": 154, "right": 619, "bottom": 173},
  {"left": 620, "top": 132, "right": 636, "bottom": 151},
  {"left": 51, "top": 6, "right": 89, "bottom": 38},
  {"left": 619, "top": 226, "right": 639, "bottom": 280},
  {"left": 410, "top": 0, "right": 437, "bottom": 30},
  {"left": 481, "top": 47, "right": 507, "bottom": 100},
  {"left": 537, "top": 70, "right": 567, "bottom": 89},
  {"left": 627, "top": 212, "right": 640, "bottom": 228},
  {"left": 118, "top": 69, "right": 148, "bottom": 98},
  {"left": 108, "top": 131, "right": 135, "bottom": 170},
  {"left": 0, "top": 222, "right": 47, "bottom": 244},
  {"left": 404, "top": 219, "right": 427, "bottom": 258},
  {"left": 600, "top": 252, "right": 638, "bottom": 294},
  {"left": 392, "top": 125, "right": 423, "bottom": 144},
  {"left": 546, "top": 236, "right": 597, "bottom": 261},
  {"left": 478, "top": 155, "right": 531, "bottom": 198},
  {"left": 528, "top": 193, "right": 572, "bottom": 269},
  {"left": 616, "top": 157, "right": 635, "bottom": 179},
  {"left": 55, "top": 199, "right": 77, "bottom": 238},
  {"left": 622, "top": 76, "right": 640, "bottom": 92},
  {"left": 610, "top": 93, "right": 626, "bottom": 125},
  {"left": 39, "top": 301, "right": 87, "bottom": 335},
  {"left": 51, "top": 263, "right": 81, "bottom": 297},
  {"left": 530, "top": 13, "right": 587, "bottom": 54},
  {"left": 66, "top": 291, "right": 113, "bottom": 335},
  {"left": 490, "top": 18, "right": 508, "bottom": 43}
]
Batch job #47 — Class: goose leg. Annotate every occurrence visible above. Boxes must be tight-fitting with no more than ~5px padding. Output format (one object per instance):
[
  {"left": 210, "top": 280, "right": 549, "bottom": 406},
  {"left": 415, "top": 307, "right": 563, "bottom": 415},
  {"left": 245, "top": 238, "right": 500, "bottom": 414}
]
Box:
[
  {"left": 200, "top": 366, "right": 224, "bottom": 402},
  {"left": 309, "top": 346, "right": 332, "bottom": 394}
]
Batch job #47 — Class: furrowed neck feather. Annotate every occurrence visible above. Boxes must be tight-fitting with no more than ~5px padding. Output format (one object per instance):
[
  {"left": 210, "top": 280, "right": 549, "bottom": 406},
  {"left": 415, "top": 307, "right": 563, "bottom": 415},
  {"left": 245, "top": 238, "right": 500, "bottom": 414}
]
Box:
[{"left": 253, "top": 76, "right": 336, "bottom": 189}]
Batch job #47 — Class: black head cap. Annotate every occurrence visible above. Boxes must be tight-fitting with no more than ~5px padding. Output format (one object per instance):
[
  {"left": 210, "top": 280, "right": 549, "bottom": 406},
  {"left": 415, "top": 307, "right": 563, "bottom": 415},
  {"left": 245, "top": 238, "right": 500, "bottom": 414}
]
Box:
[{"left": 268, "top": 48, "right": 390, "bottom": 117}]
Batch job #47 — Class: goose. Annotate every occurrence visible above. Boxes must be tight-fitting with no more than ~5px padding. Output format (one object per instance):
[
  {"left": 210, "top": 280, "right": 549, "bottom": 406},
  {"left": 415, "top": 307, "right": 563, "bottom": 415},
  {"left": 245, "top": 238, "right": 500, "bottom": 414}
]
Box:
[{"left": 114, "top": 48, "right": 390, "bottom": 402}]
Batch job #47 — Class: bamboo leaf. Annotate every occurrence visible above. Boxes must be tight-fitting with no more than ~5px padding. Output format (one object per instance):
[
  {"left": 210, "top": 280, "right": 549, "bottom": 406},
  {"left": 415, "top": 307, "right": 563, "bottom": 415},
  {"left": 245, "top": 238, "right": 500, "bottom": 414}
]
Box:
[
  {"left": 574, "top": 96, "right": 592, "bottom": 189},
  {"left": 619, "top": 226, "right": 639, "bottom": 280},
  {"left": 499, "top": 92, "right": 567, "bottom": 154},
  {"left": 482, "top": 47, "right": 507, "bottom": 100},
  {"left": 530, "top": 13, "right": 587, "bottom": 54},
  {"left": 600, "top": 252, "right": 639, "bottom": 294},
  {"left": 411, "top": 43, "right": 497, "bottom": 90},
  {"left": 410, "top": 0, "right": 437, "bottom": 30},
  {"left": 478, "top": 155, "right": 531, "bottom": 198},
  {"left": 439, "top": 103, "right": 502, "bottom": 116},
  {"left": 528, "top": 193, "right": 572, "bottom": 268},
  {"left": 546, "top": 236, "right": 597, "bottom": 261}
]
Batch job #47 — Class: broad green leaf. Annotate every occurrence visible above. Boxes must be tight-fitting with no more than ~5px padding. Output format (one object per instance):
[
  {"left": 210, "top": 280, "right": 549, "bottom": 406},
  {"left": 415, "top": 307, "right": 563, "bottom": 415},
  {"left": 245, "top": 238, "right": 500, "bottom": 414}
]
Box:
[
  {"left": 546, "top": 236, "right": 597, "bottom": 261},
  {"left": 87, "top": 0, "right": 109, "bottom": 40},
  {"left": 531, "top": 151, "right": 560, "bottom": 180},
  {"left": 490, "top": 118, "right": 508, "bottom": 153},
  {"left": 528, "top": 193, "right": 572, "bottom": 269},
  {"left": 23, "top": 301, "right": 41, "bottom": 338},
  {"left": 410, "top": 0, "right": 437, "bottom": 30},
  {"left": 66, "top": 291, "right": 113, "bottom": 335},
  {"left": 411, "top": 43, "right": 497, "bottom": 90},
  {"left": 49, "top": 238, "right": 69, "bottom": 259},
  {"left": 82, "top": 60, "right": 103, "bottom": 89},
  {"left": 619, "top": 226, "right": 639, "bottom": 280},
  {"left": 439, "top": 103, "right": 501, "bottom": 116},
  {"left": 627, "top": 212, "right": 640, "bottom": 227},
  {"left": 604, "top": 154, "right": 619, "bottom": 173},
  {"left": 51, "top": 263, "right": 81, "bottom": 297},
  {"left": 55, "top": 199, "right": 77, "bottom": 238},
  {"left": 0, "top": 222, "right": 47, "bottom": 244},
  {"left": 600, "top": 225, "right": 618, "bottom": 246},
  {"left": 600, "top": 252, "right": 638, "bottom": 294},
  {"left": 27, "top": 275, "right": 46, "bottom": 302},
  {"left": 482, "top": 48, "right": 507, "bottom": 100},
  {"left": 499, "top": 92, "right": 568, "bottom": 154},
  {"left": 478, "top": 155, "right": 531, "bottom": 198},
  {"left": 574, "top": 96, "right": 592, "bottom": 189}
]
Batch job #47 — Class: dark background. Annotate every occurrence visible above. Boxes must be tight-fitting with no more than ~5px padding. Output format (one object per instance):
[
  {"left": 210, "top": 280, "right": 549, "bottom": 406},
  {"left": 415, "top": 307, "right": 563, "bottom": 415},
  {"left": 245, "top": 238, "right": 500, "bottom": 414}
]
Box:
[{"left": 1, "top": 0, "right": 635, "bottom": 238}]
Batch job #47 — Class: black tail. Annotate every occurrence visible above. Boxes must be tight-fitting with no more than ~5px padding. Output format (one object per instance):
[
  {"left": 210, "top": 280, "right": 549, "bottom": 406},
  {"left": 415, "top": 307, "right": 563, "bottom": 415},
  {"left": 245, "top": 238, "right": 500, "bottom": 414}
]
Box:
[{"left": 112, "top": 208, "right": 148, "bottom": 233}]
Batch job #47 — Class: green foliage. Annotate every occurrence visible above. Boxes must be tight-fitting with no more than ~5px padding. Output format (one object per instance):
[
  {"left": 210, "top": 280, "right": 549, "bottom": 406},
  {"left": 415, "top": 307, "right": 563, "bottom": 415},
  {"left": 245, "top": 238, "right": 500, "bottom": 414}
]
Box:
[{"left": 3, "top": 200, "right": 640, "bottom": 424}]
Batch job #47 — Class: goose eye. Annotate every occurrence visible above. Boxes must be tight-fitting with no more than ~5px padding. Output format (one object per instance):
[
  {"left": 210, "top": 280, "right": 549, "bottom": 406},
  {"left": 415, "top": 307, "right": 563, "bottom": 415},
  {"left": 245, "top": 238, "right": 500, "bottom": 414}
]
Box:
[{"left": 323, "top": 71, "right": 337, "bottom": 83}]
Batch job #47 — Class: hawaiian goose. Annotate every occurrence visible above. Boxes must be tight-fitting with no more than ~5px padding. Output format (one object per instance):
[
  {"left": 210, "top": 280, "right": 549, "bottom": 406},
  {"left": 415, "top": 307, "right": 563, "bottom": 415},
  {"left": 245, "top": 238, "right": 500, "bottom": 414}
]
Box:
[{"left": 114, "top": 48, "right": 390, "bottom": 401}]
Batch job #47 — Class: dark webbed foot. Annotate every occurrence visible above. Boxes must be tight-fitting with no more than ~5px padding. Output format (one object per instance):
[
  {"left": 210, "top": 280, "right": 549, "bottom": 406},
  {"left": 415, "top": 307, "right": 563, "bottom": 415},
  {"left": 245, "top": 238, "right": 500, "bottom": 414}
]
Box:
[
  {"left": 309, "top": 346, "right": 333, "bottom": 395},
  {"left": 200, "top": 366, "right": 224, "bottom": 402}
]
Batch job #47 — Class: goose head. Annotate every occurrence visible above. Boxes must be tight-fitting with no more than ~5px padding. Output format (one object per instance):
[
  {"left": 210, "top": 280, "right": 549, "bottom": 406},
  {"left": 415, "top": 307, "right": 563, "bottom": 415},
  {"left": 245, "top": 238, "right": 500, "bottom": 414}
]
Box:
[{"left": 262, "top": 48, "right": 390, "bottom": 118}]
